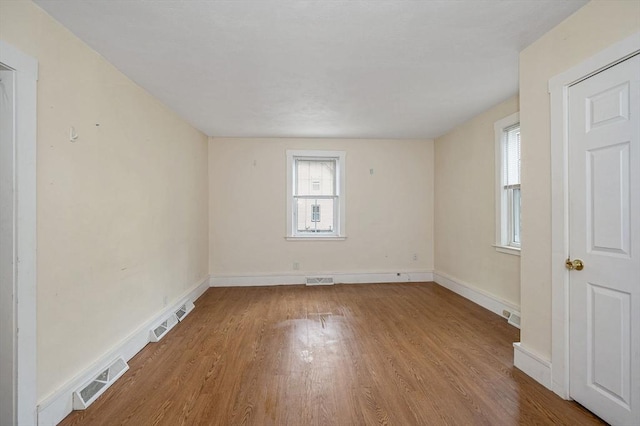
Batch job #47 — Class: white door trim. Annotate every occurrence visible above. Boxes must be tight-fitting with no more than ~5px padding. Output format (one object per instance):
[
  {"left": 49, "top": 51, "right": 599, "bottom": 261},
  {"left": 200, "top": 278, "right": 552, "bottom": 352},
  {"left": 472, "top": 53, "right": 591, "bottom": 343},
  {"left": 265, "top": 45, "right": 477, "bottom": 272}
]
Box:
[
  {"left": 549, "top": 32, "right": 640, "bottom": 399},
  {"left": 0, "top": 40, "right": 38, "bottom": 426}
]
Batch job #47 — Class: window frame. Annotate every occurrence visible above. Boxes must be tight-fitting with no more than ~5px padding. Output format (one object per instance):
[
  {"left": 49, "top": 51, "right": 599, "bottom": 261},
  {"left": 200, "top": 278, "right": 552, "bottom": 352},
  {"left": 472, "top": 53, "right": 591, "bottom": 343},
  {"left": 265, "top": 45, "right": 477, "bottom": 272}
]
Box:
[
  {"left": 286, "top": 150, "right": 346, "bottom": 240},
  {"left": 494, "top": 112, "right": 521, "bottom": 255}
]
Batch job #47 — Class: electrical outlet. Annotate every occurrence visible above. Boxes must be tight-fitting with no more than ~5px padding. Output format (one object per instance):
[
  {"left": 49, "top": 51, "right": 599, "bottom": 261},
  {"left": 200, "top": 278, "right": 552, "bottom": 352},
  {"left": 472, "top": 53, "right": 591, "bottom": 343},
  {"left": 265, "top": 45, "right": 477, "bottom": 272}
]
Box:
[
  {"left": 413, "top": 253, "right": 418, "bottom": 261},
  {"left": 163, "top": 295, "right": 168, "bottom": 307},
  {"left": 502, "top": 309, "right": 511, "bottom": 318},
  {"left": 293, "top": 262, "right": 300, "bottom": 270}
]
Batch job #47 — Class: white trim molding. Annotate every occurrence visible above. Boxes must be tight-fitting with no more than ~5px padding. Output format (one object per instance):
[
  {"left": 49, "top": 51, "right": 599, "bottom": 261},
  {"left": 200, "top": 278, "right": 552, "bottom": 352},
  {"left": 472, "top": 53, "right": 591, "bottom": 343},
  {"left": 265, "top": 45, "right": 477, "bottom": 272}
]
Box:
[
  {"left": 433, "top": 271, "right": 520, "bottom": 320},
  {"left": 210, "top": 271, "right": 434, "bottom": 287},
  {"left": 548, "top": 32, "right": 640, "bottom": 400},
  {"left": 0, "top": 40, "right": 38, "bottom": 426},
  {"left": 36, "top": 276, "right": 210, "bottom": 426},
  {"left": 513, "top": 343, "right": 552, "bottom": 389},
  {"left": 285, "top": 236, "right": 347, "bottom": 241},
  {"left": 493, "top": 245, "right": 521, "bottom": 256}
]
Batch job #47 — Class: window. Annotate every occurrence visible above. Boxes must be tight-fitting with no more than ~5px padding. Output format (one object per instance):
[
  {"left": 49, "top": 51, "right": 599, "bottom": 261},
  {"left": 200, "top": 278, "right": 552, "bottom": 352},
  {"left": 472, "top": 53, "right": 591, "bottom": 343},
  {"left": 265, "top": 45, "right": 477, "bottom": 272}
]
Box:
[
  {"left": 311, "top": 204, "right": 320, "bottom": 222},
  {"left": 495, "top": 112, "right": 521, "bottom": 255},
  {"left": 286, "top": 150, "right": 346, "bottom": 239}
]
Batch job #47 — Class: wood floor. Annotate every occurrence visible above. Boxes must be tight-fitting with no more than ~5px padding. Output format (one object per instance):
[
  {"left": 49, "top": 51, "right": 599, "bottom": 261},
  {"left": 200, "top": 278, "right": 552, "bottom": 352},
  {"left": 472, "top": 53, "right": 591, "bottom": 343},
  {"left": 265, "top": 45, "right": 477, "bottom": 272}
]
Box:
[{"left": 60, "top": 282, "right": 604, "bottom": 426}]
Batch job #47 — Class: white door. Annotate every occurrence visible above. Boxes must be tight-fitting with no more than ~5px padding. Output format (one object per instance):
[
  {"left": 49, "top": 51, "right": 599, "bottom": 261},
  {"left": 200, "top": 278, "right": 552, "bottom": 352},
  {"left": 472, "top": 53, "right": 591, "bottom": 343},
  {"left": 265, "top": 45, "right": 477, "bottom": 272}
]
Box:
[
  {"left": 0, "top": 64, "right": 16, "bottom": 425},
  {"left": 0, "top": 65, "right": 16, "bottom": 425},
  {"left": 568, "top": 53, "right": 639, "bottom": 425}
]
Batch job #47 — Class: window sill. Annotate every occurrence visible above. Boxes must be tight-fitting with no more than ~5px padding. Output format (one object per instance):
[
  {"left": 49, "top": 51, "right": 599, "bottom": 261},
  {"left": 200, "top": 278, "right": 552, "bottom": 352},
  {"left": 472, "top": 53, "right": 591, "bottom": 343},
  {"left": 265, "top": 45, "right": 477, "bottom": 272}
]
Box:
[
  {"left": 286, "top": 236, "right": 347, "bottom": 241},
  {"left": 494, "top": 245, "right": 521, "bottom": 256}
]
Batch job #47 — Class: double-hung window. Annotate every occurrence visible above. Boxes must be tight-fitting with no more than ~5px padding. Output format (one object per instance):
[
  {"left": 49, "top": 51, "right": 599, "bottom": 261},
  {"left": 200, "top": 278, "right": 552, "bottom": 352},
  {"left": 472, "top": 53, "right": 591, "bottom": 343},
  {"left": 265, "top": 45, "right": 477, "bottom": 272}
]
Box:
[
  {"left": 286, "top": 150, "right": 346, "bottom": 239},
  {"left": 495, "top": 113, "right": 521, "bottom": 254}
]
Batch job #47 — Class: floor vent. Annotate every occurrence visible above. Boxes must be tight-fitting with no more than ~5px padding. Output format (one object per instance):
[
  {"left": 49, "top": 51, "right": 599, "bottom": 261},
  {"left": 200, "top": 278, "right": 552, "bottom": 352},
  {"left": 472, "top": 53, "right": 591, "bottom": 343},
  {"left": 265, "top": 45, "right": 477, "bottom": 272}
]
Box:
[
  {"left": 508, "top": 311, "right": 521, "bottom": 329},
  {"left": 306, "top": 276, "right": 334, "bottom": 286},
  {"left": 73, "top": 357, "right": 129, "bottom": 410},
  {"left": 149, "top": 314, "right": 179, "bottom": 342},
  {"left": 175, "top": 300, "right": 195, "bottom": 321}
]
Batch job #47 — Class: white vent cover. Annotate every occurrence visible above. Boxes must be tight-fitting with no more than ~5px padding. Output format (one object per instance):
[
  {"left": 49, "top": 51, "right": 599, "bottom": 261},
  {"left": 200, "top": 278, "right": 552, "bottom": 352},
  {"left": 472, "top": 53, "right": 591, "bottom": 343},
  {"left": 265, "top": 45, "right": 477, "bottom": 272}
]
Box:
[
  {"left": 149, "top": 314, "right": 179, "bottom": 342},
  {"left": 306, "top": 276, "right": 334, "bottom": 286},
  {"left": 175, "top": 300, "right": 195, "bottom": 321},
  {"left": 73, "top": 357, "right": 129, "bottom": 410},
  {"left": 508, "top": 311, "right": 521, "bottom": 329}
]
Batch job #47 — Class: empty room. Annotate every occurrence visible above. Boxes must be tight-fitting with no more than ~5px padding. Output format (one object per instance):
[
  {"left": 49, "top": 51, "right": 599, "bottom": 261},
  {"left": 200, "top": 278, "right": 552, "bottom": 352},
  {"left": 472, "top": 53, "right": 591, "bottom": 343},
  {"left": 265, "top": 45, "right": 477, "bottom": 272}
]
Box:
[{"left": 1, "top": 0, "right": 639, "bottom": 425}]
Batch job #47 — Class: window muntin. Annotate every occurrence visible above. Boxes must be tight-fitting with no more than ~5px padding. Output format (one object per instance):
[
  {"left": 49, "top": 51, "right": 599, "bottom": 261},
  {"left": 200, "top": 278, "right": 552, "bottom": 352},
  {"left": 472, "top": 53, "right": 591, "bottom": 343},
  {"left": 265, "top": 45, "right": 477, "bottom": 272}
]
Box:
[{"left": 286, "top": 150, "right": 346, "bottom": 239}]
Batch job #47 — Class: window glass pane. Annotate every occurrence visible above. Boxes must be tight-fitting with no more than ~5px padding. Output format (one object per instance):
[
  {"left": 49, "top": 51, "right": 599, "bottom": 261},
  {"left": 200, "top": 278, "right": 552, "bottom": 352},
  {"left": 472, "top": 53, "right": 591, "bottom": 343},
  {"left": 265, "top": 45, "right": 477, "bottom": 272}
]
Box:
[
  {"left": 504, "top": 126, "right": 521, "bottom": 187},
  {"left": 295, "top": 159, "right": 335, "bottom": 196},
  {"left": 512, "top": 187, "right": 521, "bottom": 245},
  {"left": 295, "top": 198, "right": 334, "bottom": 233},
  {"left": 311, "top": 204, "right": 320, "bottom": 222}
]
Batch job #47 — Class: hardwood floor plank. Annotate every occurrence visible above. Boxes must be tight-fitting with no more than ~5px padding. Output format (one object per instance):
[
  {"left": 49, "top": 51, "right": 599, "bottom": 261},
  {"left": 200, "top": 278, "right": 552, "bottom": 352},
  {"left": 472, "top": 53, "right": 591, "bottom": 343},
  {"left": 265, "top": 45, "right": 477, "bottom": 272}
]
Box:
[{"left": 59, "top": 283, "right": 604, "bottom": 426}]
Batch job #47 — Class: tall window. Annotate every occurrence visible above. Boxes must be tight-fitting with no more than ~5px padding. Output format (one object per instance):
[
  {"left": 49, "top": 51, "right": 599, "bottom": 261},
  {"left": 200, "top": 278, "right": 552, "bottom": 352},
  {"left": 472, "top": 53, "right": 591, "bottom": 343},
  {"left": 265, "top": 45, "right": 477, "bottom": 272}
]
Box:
[
  {"left": 495, "top": 113, "right": 521, "bottom": 254},
  {"left": 286, "top": 150, "right": 346, "bottom": 239}
]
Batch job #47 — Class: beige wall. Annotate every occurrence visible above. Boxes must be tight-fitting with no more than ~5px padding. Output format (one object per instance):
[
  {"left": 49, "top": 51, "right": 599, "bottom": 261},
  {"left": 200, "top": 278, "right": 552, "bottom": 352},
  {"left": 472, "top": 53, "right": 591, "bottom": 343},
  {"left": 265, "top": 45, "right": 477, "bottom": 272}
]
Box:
[
  {"left": 0, "top": 1, "right": 209, "bottom": 400},
  {"left": 434, "top": 96, "right": 521, "bottom": 308},
  {"left": 519, "top": 0, "right": 640, "bottom": 359},
  {"left": 210, "top": 138, "right": 434, "bottom": 277}
]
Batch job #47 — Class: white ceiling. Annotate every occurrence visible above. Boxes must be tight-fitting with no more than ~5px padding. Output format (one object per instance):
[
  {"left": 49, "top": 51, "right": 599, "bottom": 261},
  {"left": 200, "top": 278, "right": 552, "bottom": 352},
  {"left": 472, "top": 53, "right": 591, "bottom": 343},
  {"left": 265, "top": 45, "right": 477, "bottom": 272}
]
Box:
[{"left": 34, "top": 0, "right": 587, "bottom": 139}]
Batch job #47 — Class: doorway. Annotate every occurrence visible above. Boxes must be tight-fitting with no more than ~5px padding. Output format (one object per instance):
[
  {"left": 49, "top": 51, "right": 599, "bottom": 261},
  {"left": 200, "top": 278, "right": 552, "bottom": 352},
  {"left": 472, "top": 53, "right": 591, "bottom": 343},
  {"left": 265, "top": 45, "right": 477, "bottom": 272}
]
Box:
[
  {"left": 568, "top": 53, "right": 639, "bottom": 425},
  {"left": 0, "top": 61, "right": 16, "bottom": 426},
  {"left": 550, "top": 33, "right": 640, "bottom": 426},
  {"left": 0, "top": 41, "right": 38, "bottom": 426}
]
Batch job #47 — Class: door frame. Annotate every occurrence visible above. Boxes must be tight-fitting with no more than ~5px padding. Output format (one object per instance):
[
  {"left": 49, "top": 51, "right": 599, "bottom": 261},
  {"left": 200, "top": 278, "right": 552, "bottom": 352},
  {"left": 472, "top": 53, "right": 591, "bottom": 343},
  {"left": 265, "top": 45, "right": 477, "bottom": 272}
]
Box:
[
  {"left": 549, "top": 32, "right": 640, "bottom": 400},
  {"left": 0, "top": 40, "right": 38, "bottom": 425}
]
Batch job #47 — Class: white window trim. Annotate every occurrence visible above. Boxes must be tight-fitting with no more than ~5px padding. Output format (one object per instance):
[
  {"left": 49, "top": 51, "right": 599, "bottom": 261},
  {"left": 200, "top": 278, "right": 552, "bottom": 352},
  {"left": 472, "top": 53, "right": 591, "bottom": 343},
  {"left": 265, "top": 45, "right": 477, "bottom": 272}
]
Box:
[
  {"left": 494, "top": 112, "right": 521, "bottom": 256},
  {"left": 286, "top": 150, "right": 346, "bottom": 240}
]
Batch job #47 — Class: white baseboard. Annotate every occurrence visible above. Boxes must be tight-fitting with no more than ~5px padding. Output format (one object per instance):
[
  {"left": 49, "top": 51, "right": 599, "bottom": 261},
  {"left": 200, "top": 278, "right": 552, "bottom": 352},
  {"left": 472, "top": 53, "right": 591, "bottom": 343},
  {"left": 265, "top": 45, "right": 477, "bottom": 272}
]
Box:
[
  {"left": 513, "top": 342, "right": 552, "bottom": 389},
  {"left": 36, "top": 276, "right": 210, "bottom": 426},
  {"left": 210, "top": 271, "right": 434, "bottom": 287},
  {"left": 433, "top": 271, "right": 520, "bottom": 319},
  {"left": 210, "top": 274, "right": 304, "bottom": 287}
]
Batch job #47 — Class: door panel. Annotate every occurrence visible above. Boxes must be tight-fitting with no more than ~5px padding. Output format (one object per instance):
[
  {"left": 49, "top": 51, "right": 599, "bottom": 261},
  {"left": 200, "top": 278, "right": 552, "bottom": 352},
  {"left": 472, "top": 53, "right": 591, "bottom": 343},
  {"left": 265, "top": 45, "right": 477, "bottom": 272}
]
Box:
[
  {"left": 568, "top": 53, "right": 639, "bottom": 425},
  {"left": 587, "top": 82, "right": 630, "bottom": 131},
  {"left": 588, "top": 283, "right": 630, "bottom": 407},
  {"left": 587, "top": 142, "right": 630, "bottom": 256}
]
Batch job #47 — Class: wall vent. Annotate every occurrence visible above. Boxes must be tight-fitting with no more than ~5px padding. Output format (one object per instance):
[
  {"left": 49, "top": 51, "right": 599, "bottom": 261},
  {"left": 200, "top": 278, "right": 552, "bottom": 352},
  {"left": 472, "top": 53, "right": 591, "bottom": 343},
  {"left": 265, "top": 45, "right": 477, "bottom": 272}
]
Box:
[
  {"left": 175, "top": 300, "right": 195, "bottom": 321},
  {"left": 149, "top": 314, "right": 179, "bottom": 342},
  {"left": 73, "top": 357, "right": 129, "bottom": 410},
  {"left": 508, "top": 311, "right": 521, "bottom": 329},
  {"left": 306, "top": 276, "right": 334, "bottom": 286}
]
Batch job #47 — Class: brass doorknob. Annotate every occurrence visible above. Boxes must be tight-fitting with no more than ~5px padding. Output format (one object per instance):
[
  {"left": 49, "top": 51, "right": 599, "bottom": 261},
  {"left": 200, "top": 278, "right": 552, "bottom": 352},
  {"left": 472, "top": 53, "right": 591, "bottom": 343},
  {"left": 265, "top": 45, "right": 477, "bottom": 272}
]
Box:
[{"left": 565, "top": 258, "right": 584, "bottom": 271}]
